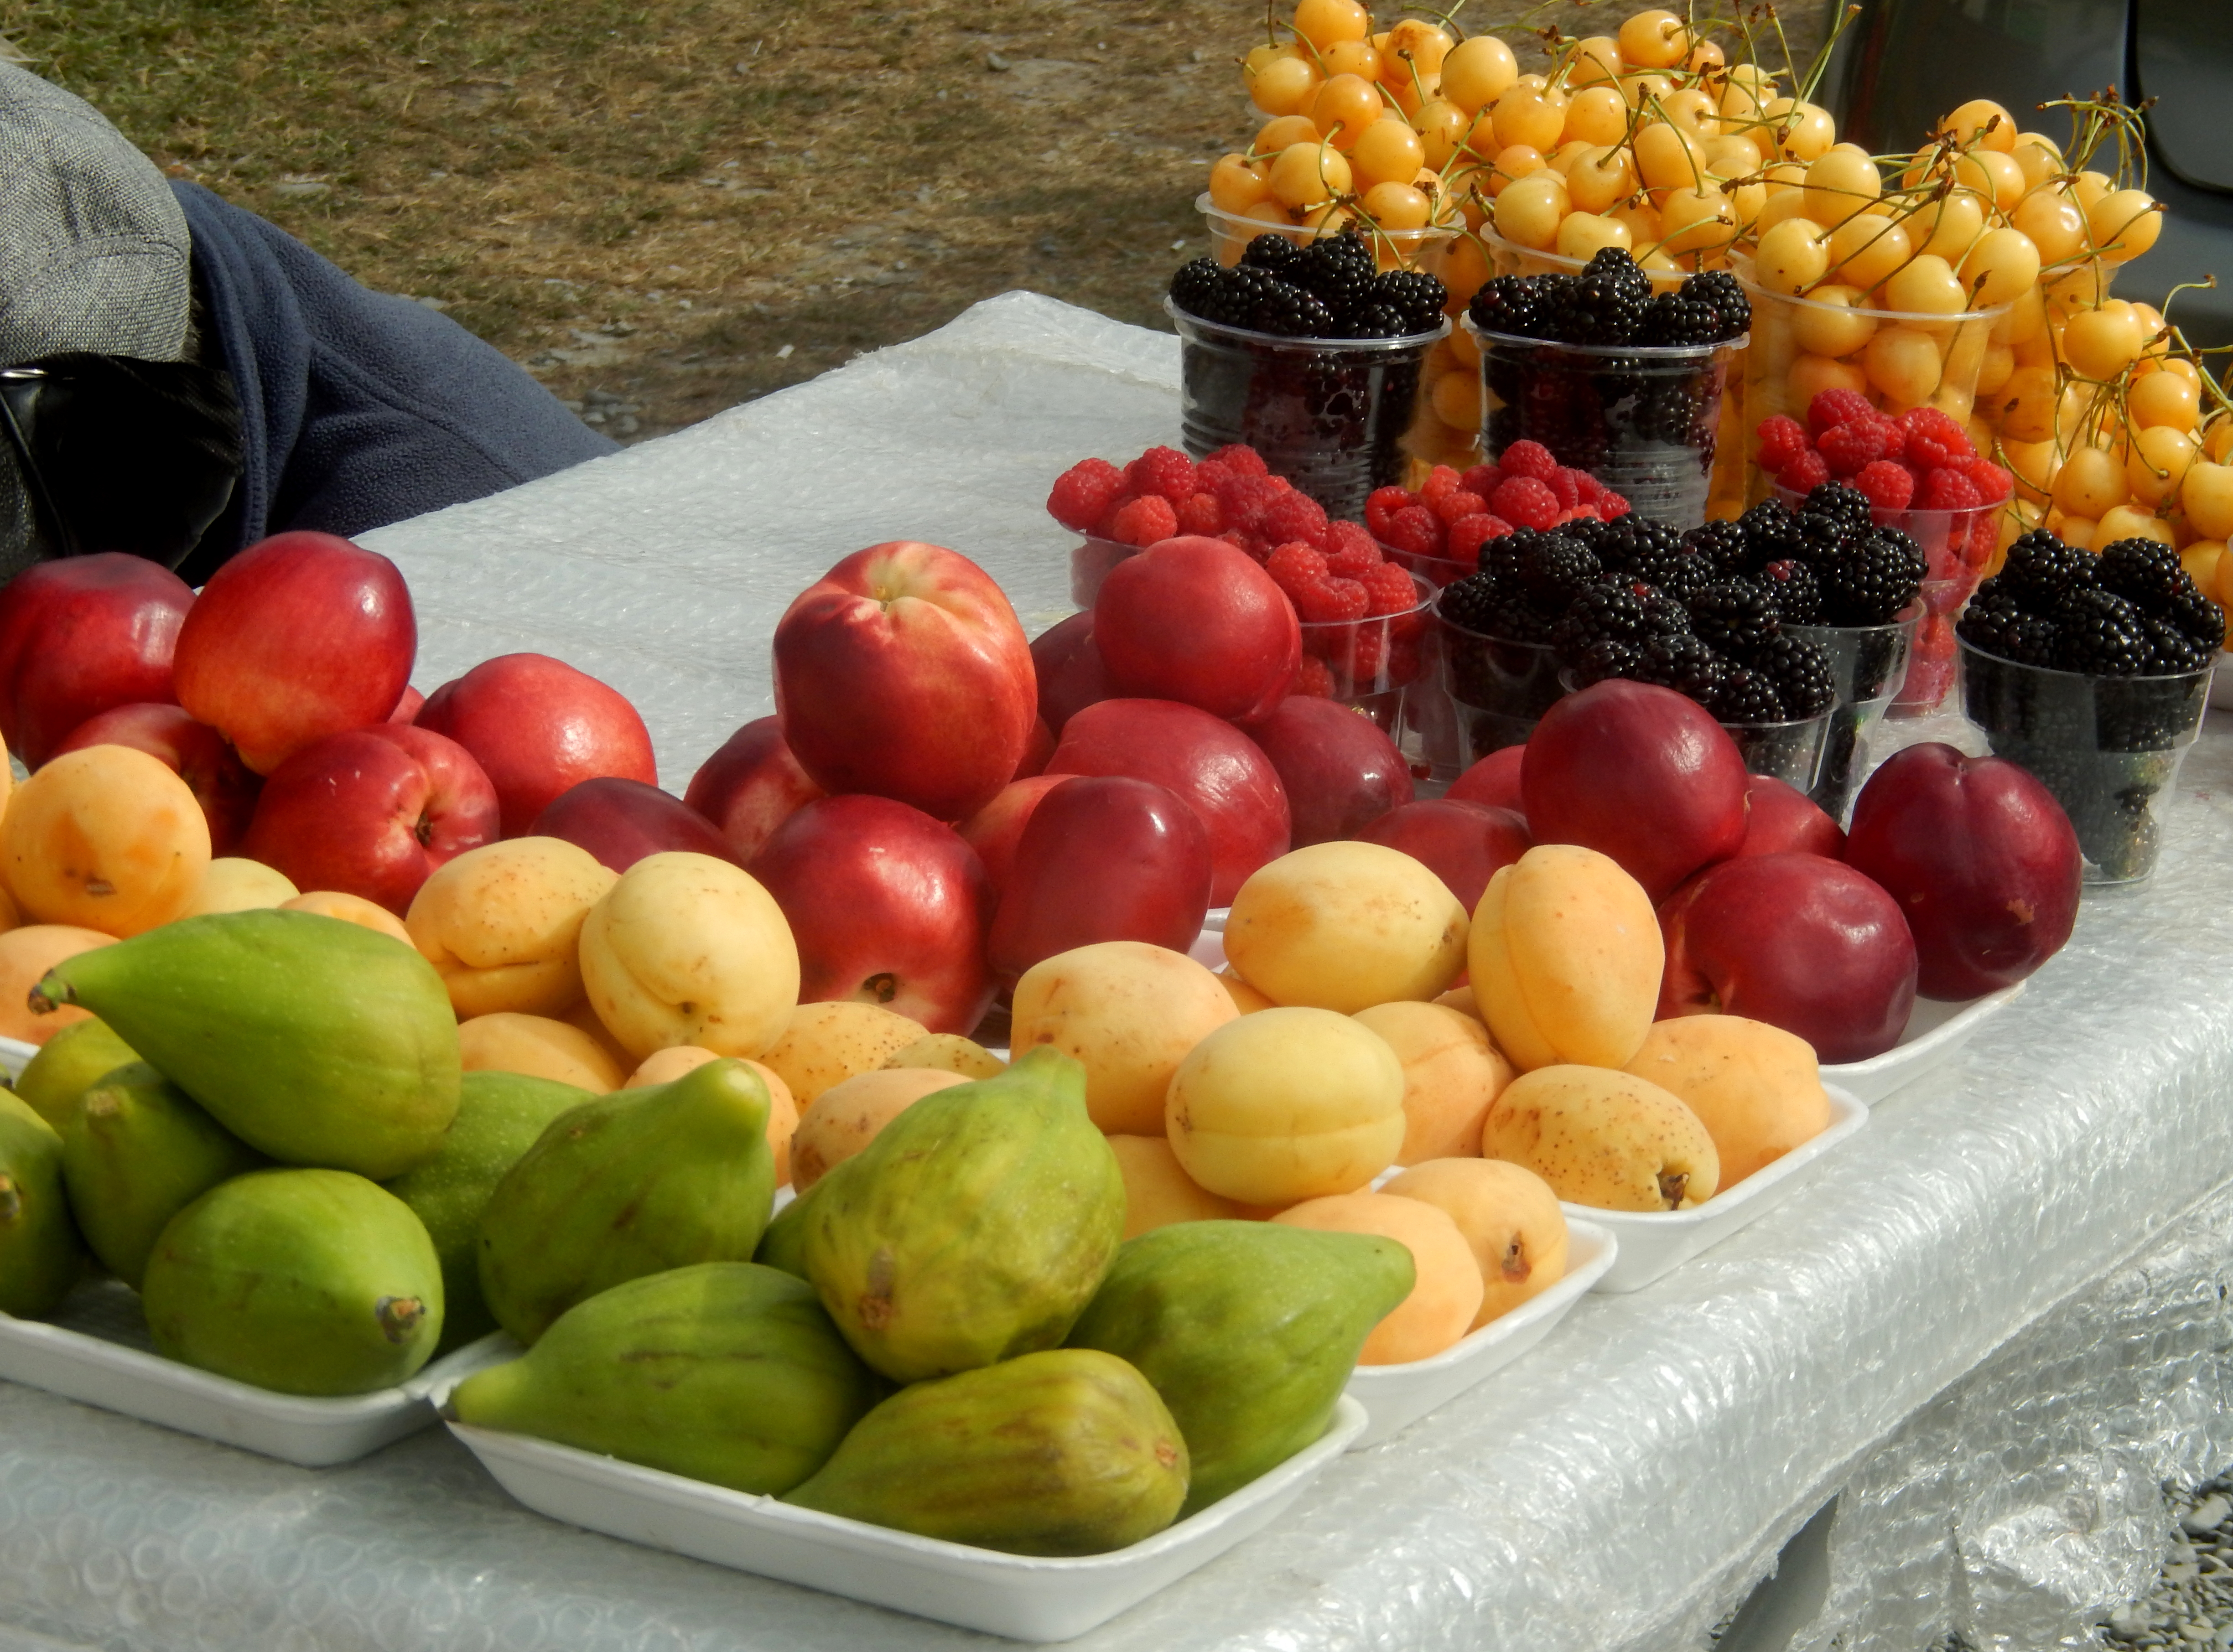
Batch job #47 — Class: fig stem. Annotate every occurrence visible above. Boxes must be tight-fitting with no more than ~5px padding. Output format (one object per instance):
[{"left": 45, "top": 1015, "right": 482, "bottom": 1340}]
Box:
[
  {"left": 0, "top": 1174, "right": 19, "bottom": 1223},
  {"left": 25, "top": 972, "right": 72, "bottom": 1015},
  {"left": 375, "top": 1296, "right": 426, "bottom": 1344}
]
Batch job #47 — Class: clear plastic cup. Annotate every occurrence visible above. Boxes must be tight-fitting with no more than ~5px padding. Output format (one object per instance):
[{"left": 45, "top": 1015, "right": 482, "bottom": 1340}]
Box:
[
  {"left": 1783, "top": 609, "right": 1921, "bottom": 819},
  {"left": 1294, "top": 570, "right": 1434, "bottom": 734},
  {"left": 1379, "top": 540, "right": 1479, "bottom": 589},
  {"left": 1718, "top": 706, "right": 1833, "bottom": 790},
  {"left": 1196, "top": 194, "right": 1459, "bottom": 277},
  {"left": 1735, "top": 264, "right": 2007, "bottom": 508},
  {"left": 1958, "top": 637, "right": 2213, "bottom": 883},
  {"left": 1467, "top": 316, "right": 1743, "bottom": 531},
  {"left": 1069, "top": 533, "right": 1137, "bottom": 608},
  {"left": 1437, "top": 606, "right": 1566, "bottom": 761},
  {"left": 1169, "top": 300, "right": 1448, "bottom": 524}
]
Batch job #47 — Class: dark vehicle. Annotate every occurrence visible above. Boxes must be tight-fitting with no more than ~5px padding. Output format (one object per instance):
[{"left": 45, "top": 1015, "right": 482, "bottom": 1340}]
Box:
[{"left": 1823, "top": 0, "right": 2233, "bottom": 347}]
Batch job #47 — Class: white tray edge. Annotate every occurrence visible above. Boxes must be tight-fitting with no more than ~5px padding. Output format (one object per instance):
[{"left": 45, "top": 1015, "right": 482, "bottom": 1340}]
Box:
[{"left": 1820, "top": 982, "right": 2025, "bottom": 1102}]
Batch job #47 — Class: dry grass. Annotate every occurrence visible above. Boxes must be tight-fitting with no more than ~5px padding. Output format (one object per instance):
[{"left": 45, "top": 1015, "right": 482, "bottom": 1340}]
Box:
[{"left": 3, "top": 0, "right": 1828, "bottom": 440}]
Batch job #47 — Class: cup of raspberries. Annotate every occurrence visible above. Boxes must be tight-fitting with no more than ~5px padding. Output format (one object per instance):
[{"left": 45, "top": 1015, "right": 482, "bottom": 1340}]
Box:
[
  {"left": 1166, "top": 230, "right": 1450, "bottom": 522},
  {"left": 1464, "top": 247, "right": 1749, "bottom": 530},
  {"left": 1363, "top": 441, "right": 1633, "bottom": 586},
  {"left": 1955, "top": 529, "right": 2221, "bottom": 882}
]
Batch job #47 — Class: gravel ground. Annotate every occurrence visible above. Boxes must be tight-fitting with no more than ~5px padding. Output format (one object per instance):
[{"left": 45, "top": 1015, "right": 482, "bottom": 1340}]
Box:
[{"left": 2102, "top": 1480, "right": 2233, "bottom": 1648}]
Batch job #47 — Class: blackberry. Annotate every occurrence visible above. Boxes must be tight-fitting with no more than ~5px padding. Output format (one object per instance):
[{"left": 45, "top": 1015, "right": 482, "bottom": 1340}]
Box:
[
  {"left": 1683, "top": 518, "right": 1758, "bottom": 579},
  {"left": 1557, "top": 249, "right": 1651, "bottom": 345},
  {"left": 2167, "top": 585, "right": 2227, "bottom": 650},
  {"left": 1635, "top": 584, "right": 1693, "bottom": 638},
  {"left": 1573, "top": 637, "right": 1646, "bottom": 685},
  {"left": 1629, "top": 545, "right": 1714, "bottom": 602},
  {"left": 1957, "top": 587, "right": 2062, "bottom": 667},
  {"left": 1436, "top": 571, "right": 1506, "bottom": 634},
  {"left": 1637, "top": 291, "right": 1720, "bottom": 346},
  {"left": 1998, "top": 530, "right": 2097, "bottom": 612},
  {"left": 1594, "top": 515, "right": 1682, "bottom": 574},
  {"left": 1801, "top": 481, "right": 1876, "bottom": 535},
  {"left": 1169, "top": 258, "right": 1242, "bottom": 325},
  {"left": 1684, "top": 269, "right": 1751, "bottom": 341},
  {"left": 1551, "top": 580, "right": 1651, "bottom": 664},
  {"left": 1735, "top": 498, "right": 1808, "bottom": 569},
  {"left": 1489, "top": 598, "right": 1558, "bottom": 642},
  {"left": 1584, "top": 247, "right": 1653, "bottom": 306},
  {"left": 1817, "top": 527, "right": 1926, "bottom": 626},
  {"left": 2143, "top": 616, "right": 2213, "bottom": 675},
  {"left": 1238, "top": 234, "right": 1305, "bottom": 275},
  {"left": 1246, "top": 273, "right": 1335, "bottom": 337},
  {"left": 1635, "top": 632, "right": 1729, "bottom": 703},
  {"left": 2052, "top": 586, "right": 2152, "bottom": 675},
  {"left": 1556, "top": 516, "right": 1620, "bottom": 560},
  {"left": 1712, "top": 666, "right": 1784, "bottom": 723},
  {"left": 2097, "top": 535, "right": 2220, "bottom": 651},
  {"left": 1755, "top": 634, "right": 1836, "bottom": 717},
  {"left": 1757, "top": 557, "right": 1824, "bottom": 624},
  {"left": 1293, "top": 232, "right": 1377, "bottom": 316},
  {"left": 1468, "top": 274, "right": 1552, "bottom": 340},
  {"left": 1368, "top": 269, "right": 1448, "bottom": 335},
  {"left": 1514, "top": 535, "right": 1603, "bottom": 609},
  {"left": 1688, "top": 579, "right": 1780, "bottom": 660},
  {"left": 1344, "top": 302, "right": 1413, "bottom": 339}
]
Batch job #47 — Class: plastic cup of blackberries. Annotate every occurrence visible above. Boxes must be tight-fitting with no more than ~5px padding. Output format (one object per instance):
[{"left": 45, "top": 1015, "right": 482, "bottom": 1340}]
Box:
[
  {"left": 1194, "top": 194, "right": 1459, "bottom": 279},
  {"left": 1956, "top": 529, "right": 2222, "bottom": 885},
  {"left": 1166, "top": 231, "right": 1452, "bottom": 521},
  {"left": 1463, "top": 247, "right": 1750, "bottom": 529}
]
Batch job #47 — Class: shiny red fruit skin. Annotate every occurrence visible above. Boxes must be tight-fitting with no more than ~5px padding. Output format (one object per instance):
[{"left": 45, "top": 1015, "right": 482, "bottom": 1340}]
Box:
[
  {"left": 1246, "top": 695, "right": 1413, "bottom": 848},
  {"left": 987, "top": 775, "right": 1213, "bottom": 987},
  {"left": 683, "top": 716, "right": 826, "bottom": 865},
  {"left": 1843, "top": 742, "right": 2082, "bottom": 1000},
  {"left": 0, "top": 553, "right": 193, "bottom": 767},
  {"left": 1356, "top": 798, "right": 1530, "bottom": 915},
  {"left": 1657, "top": 851, "right": 1918, "bottom": 1063},
  {"left": 1445, "top": 744, "right": 1526, "bottom": 814},
  {"left": 1092, "top": 536, "right": 1302, "bottom": 723},
  {"left": 533, "top": 777, "right": 740, "bottom": 875},
  {"left": 1030, "top": 611, "right": 1118, "bottom": 735},
  {"left": 1736, "top": 774, "right": 1846, "bottom": 860},
  {"left": 416, "top": 652, "right": 656, "bottom": 838},
  {"left": 53, "top": 703, "right": 260, "bottom": 856}
]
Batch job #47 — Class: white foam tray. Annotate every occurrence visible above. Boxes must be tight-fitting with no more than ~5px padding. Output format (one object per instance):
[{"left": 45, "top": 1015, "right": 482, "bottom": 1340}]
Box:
[
  {"left": 1565, "top": 1086, "right": 1870, "bottom": 1295},
  {"left": 0, "top": 1033, "right": 36, "bottom": 1083},
  {"left": 0, "top": 1278, "right": 509, "bottom": 1467},
  {"left": 442, "top": 1392, "right": 1369, "bottom": 1642},
  {"left": 1342, "top": 1218, "right": 1614, "bottom": 1449},
  {"left": 1820, "top": 983, "right": 2024, "bottom": 1103}
]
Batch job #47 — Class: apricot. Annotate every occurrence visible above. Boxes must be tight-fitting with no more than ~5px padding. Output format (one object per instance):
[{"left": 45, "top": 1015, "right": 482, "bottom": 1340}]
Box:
[
  {"left": 407, "top": 836, "right": 618, "bottom": 1020},
  {"left": 577, "top": 851, "right": 799, "bottom": 1060},
  {"left": 1217, "top": 968, "right": 1275, "bottom": 1014},
  {"left": 1272, "top": 1191, "right": 1481, "bottom": 1362},
  {"left": 1471, "top": 845, "right": 1662, "bottom": 1072},
  {"left": 1483, "top": 1065, "right": 1719, "bottom": 1210},
  {"left": 0, "top": 925, "right": 114, "bottom": 1043},
  {"left": 624, "top": 1046, "right": 799, "bottom": 1182},
  {"left": 1106, "top": 1134, "right": 1243, "bottom": 1237},
  {"left": 1223, "top": 841, "right": 1468, "bottom": 1013},
  {"left": 1011, "top": 941, "right": 1237, "bottom": 1134},
  {"left": 881, "top": 1033, "right": 1006, "bottom": 1081},
  {"left": 1623, "top": 1015, "right": 1830, "bottom": 1186},
  {"left": 1384, "top": 1157, "right": 1568, "bottom": 1326},
  {"left": 1165, "top": 1006, "right": 1406, "bottom": 1206},
  {"left": 3, "top": 745, "right": 211, "bottom": 937},
  {"left": 756, "top": 1000, "right": 928, "bottom": 1107},
  {"left": 790, "top": 1067, "right": 966, "bottom": 1191},
  {"left": 561, "top": 996, "right": 635, "bottom": 1068},
  {"left": 280, "top": 890, "right": 414, "bottom": 947},
  {"left": 182, "top": 857, "right": 299, "bottom": 916},
  {"left": 457, "top": 1011, "right": 626, "bottom": 1093},
  {"left": 1353, "top": 999, "right": 1513, "bottom": 1165}
]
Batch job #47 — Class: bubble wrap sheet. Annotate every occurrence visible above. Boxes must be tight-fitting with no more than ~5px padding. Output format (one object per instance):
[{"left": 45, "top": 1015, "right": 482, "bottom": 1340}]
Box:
[{"left": 7, "top": 292, "right": 2233, "bottom": 1652}]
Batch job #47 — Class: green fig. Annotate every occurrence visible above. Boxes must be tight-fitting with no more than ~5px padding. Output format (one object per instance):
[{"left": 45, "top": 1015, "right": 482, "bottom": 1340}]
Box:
[
  {"left": 30, "top": 910, "right": 460, "bottom": 1180},
  {"left": 14, "top": 1018, "right": 138, "bottom": 1131},
  {"left": 384, "top": 1071, "right": 595, "bottom": 1352},
  {"left": 478, "top": 1057, "right": 775, "bottom": 1345},
  {"left": 141, "top": 1168, "right": 443, "bottom": 1395},
  {"left": 62, "top": 1062, "right": 265, "bottom": 1290},
  {"left": 452, "top": 1262, "right": 878, "bottom": 1495},
  {"left": 801, "top": 1046, "right": 1122, "bottom": 1384},
  {"left": 0, "top": 1092, "right": 84, "bottom": 1317},
  {"left": 753, "top": 1159, "right": 850, "bottom": 1282},
  {"left": 784, "top": 1348, "right": 1188, "bottom": 1555},
  {"left": 1067, "top": 1220, "right": 1414, "bottom": 1513}
]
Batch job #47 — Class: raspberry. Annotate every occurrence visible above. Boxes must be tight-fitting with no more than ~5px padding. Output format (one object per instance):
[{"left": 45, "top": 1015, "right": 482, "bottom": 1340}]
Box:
[
  {"left": 1853, "top": 459, "right": 1916, "bottom": 512},
  {"left": 1289, "top": 652, "right": 1335, "bottom": 697},
  {"left": 1544, "top": 468, "right": 1582, "bottom": 508},
  {"left": 1920, "top": 467, "right": 1982, "bottom": 510},
  {"left": 1419, "top": 465, "right": 1464, "bottom": 508},
  {"left": 1205, "top": 443, "right": 1268, "bottom": 477},
  {"left": 1342, "top": 626, "right": 1388, "bottom": 686},
  {"left": 1364, "top": 486, "right": 1414, "bottom": 541},
  {"left": 1125, "top": 445, "right": 1197, "bottom": 506},
  {"left": 1294, "top": 577, "right": 1371, "bottom": 623},
  {"left": 1499, "top": 440, "right": 1558, "bottom": 480},
  {"left": 1106, "top": 494, "right": 1178, "bottom": 547},
  {"left": 1362, "top": 561, "right": 1420, "bottom": 616},
  {"left": 1218, "top": 529, "right": 1259, "bottom": 560},
  {"left": 1048, "top": 458, "right": 1126, "bottom": 532},
  {"left": 1598, "top": 491, "right": 1632, "bottom": 520},
  {"left": 1965, "top": 459, "right": 2013, "bottom": 504},
  {"left": 1555, "top": 505, "right": 1604, "bottom": 525},
  {"left": 1569, "top": 470, "right": 1608, "bottom": 506},
  {"left": 1781, "top": 449, "right": 1832, "bottom": 493},
  {"left": 1261, "top": 490, "right": 1330, "bottom": 549},
  {"left": 1446, "top": 513, "right": 1513, "bottom": 569},
  {"left": 1876, "top": 419, "right": 1907, "bottom": 463},
  {"left": 1217, "top": 475, "right": 1285, "bottom": 536},
  {"left": 1436, "top": 488, "right": 1489, "bottom": 525},
  {"left": 1897, "top": 406, "right": 1974, "bottom": 470},
  {"left": 1382, "top": 504, "right": 1444, "bottom": 557},
  {"left": 1817, "top": 417, "right": 1894, "bottom": 477},
  {"left": 1490, "top": 475, "right": 1561, "bottom": 530},
  {"left": 1807, "top": 388, "right": 1876, "bottom": 435},
  {"left": 1263, "top": 541, "right": 1330, "bottom": 599},
  {"left": 1177, "top": 492, "right": 1225, "bottom": 536},
  {"left": 1326, "top": 537, "right": 1380, "bottom": 579},
  {"left": 1460, "top": 463, "right": 1503, "bottom": 498},
  {"left": 1755, "top": 414, "right": 1810, "bottom": 473}
]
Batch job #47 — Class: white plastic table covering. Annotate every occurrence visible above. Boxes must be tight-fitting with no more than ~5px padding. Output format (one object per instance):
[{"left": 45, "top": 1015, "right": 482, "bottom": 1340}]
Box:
[{"left": 4, "top": 292, "right": 2233, "bottom": 1652}]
